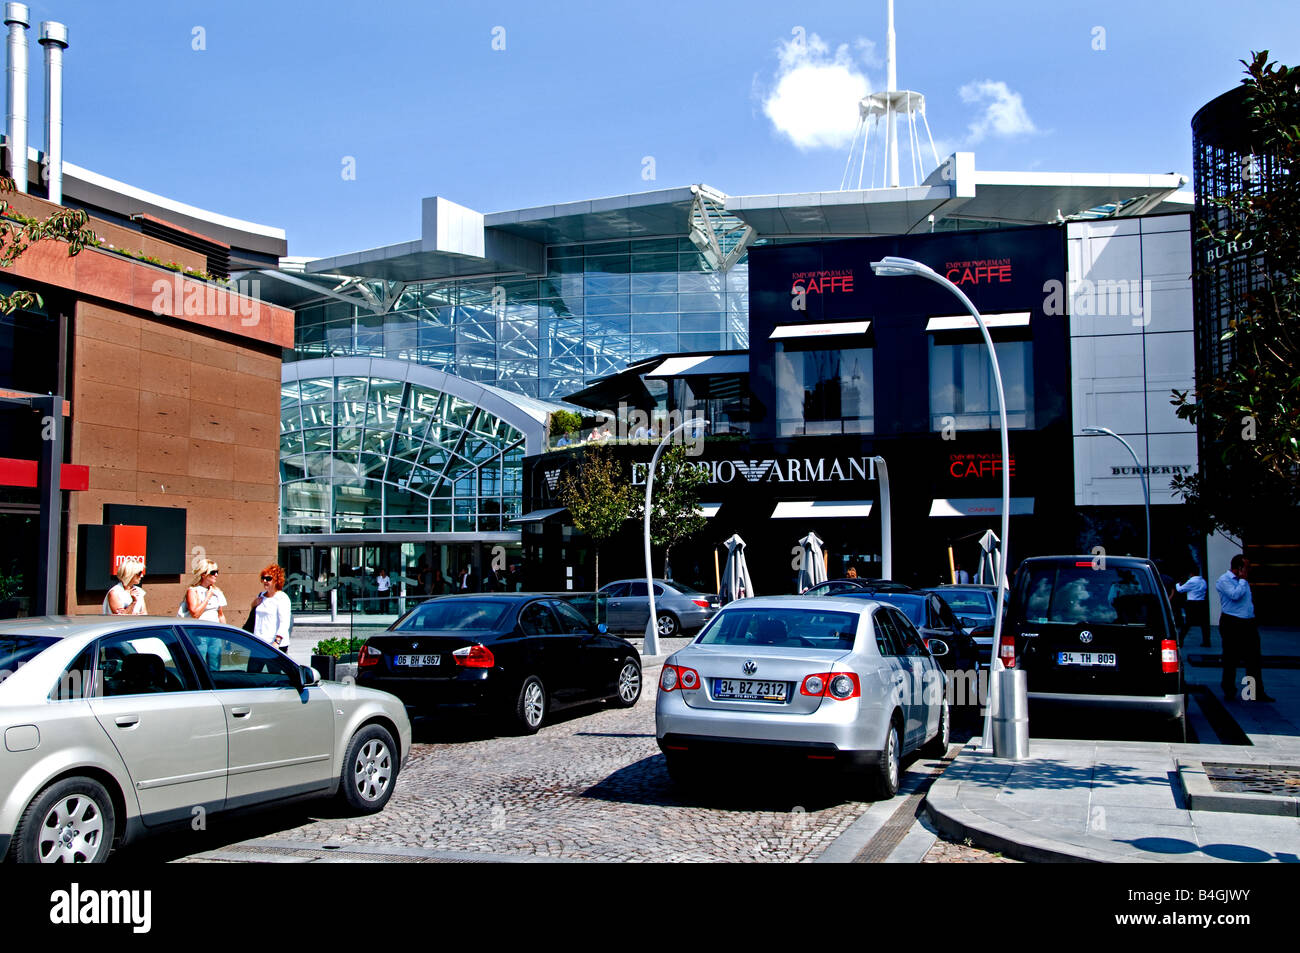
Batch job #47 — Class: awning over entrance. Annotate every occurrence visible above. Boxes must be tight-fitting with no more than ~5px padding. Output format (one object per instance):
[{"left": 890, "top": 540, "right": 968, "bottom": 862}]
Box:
[
  {"left": 770, "top": 320, "right": 871, "bottom": 340},
  {"left": 697, "top": 503, "right": 722, "bottom": 518},
  {"left": 925, "top": 312, "right": 1031, "bottom": 332},
  {"left": 929, "top": 497, "right": 1035, "bottom": 517},
  {"left": 647, "top": 354, "right": 749, "bottom": 377},
  {"left": 509, "top": 507, "right": 568, "bottom": 524},
  {"left": 772, "top": 500, "right": 874, "bottom": 519}
]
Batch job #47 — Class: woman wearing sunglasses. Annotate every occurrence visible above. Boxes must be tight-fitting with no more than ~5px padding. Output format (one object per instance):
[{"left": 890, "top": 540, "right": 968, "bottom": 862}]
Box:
[
  {"left": 251, "top": 564, "right": 293, "bottom": 652},
  {"left": 103, "top": 560, "right": 148, "bottom": 615},
  {"left": 185, "top": 559, "right": 227, "bottom": 622}
]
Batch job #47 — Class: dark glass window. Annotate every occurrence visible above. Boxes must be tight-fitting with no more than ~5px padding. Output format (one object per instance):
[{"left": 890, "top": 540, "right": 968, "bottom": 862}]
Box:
[
  {"left": 929, "top": 339, "right": 1033, "bottom": 430},
  {"left": 775, "top": 344, "right": 873, "bottom": 436},
  {"left": 97, "top": 627, "right": 200, "bottom": 696}
]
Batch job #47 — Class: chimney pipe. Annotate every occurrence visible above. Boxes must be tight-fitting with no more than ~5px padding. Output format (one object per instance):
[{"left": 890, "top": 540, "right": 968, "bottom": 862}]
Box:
[
  {"left": 4, "top": 2, "right": 28, "bottom": 193},
  {"left": 39, "top": 21, "right": 65, "bottom": 204}
]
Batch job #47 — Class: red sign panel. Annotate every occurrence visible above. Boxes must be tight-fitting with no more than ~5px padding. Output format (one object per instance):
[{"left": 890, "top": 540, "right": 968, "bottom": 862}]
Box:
[
  {"left": 110, "top": 525, "right": 148, "bottom": 575},
  {"left": 0, "top": 457, "right": 90, "bottom": 491},
  {"left": 949, "top": 452, "right": 1017, "bottom": 479}
]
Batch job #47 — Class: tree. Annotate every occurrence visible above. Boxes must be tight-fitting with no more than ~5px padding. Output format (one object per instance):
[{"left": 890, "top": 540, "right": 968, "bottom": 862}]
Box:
[
  {"left": 1171, "top": 51, "right": 1300, "bottom": 538},
  {"left": 0, "top": 176, "right": 97, "bottom": 314},
  {"left": 642, "top": 444, "right": 708, "bottom": 578},
  {"left": 556, "top": 447, "right": 637, "bottom": 592}
]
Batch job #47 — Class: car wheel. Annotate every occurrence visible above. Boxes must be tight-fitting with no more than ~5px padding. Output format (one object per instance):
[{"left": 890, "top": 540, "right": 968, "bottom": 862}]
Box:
[
  {"left": 14, "top": 776, "right": 116, "bottom": 863},
  {"left": 338, "top": 724, "right": 399, "bottom": 815},
  {"left": 869, "top": 721, "right": 901, "bottom": 800},
  {"left": 656, "top": 613, "right": 680, "bottom": 638},
  {"left": 922, "top": 698, "right": 951, "bottom": 757},
  {"left": 511, "top": 675, "right": 547, "bottom": 734},
  {"left": 611, "top": 659, "right": 641, "bottom": 708}
]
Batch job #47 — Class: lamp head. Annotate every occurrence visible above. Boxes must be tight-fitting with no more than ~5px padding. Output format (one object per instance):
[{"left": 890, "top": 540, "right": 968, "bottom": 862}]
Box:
[
  {"left": 1082, "top": 427, "right": 1110, "bottom": 436},
  {"left": 870, "top": 256, "right": 937, "bottom": 278}
]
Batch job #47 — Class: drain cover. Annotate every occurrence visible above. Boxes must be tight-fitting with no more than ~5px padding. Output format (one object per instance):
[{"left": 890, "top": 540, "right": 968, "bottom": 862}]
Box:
[{"left": 1203, "top": 763, "right": 1300, "bottom": 795}]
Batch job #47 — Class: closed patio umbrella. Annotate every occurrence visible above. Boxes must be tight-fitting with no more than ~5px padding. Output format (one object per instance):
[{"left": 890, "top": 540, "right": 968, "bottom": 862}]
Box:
[
  {"left": 719, "top": 534, "right": 755, "bottom": 605},
  {"left": 796, "top": 531, "right": 827, "bottom": 593}
]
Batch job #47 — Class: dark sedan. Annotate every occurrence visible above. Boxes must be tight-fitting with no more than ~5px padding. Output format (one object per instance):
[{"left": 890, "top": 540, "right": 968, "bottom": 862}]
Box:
[
  {"left": 356, "top": 594, "right": 642, "bottom": 734},
  {"left": 802, "top": 578, "right": 912, "bottom": 597},
  {"left": 827, "top": 589, "right": 982, "bottom": 674}
]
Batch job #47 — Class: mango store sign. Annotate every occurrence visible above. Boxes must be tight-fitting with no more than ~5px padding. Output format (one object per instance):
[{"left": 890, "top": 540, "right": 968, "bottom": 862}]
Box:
[
  {"left": 632, "top": 456, "right": 878, "bottom": 486},
  {"left": 110, "top": 524, "right": 147, "bottom": 574}
]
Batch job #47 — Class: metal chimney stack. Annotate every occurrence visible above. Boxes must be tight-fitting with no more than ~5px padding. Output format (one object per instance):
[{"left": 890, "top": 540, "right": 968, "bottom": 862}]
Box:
[
  {"left": 39, "top": 21, "right": 66, "bottom": 204},
  {"left": 4, "top": 2, "right": 28, "bottom": 193}
]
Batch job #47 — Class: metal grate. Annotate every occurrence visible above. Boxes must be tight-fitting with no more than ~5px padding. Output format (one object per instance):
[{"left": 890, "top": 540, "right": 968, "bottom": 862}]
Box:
[{"left": 1204, "top": 763, "right": 1300, "bottom": 795}]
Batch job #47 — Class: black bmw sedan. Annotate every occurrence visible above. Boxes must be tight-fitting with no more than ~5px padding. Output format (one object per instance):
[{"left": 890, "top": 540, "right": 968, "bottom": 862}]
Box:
[{"left": 355, "top": 594, "right": 642, "bottom": 734}]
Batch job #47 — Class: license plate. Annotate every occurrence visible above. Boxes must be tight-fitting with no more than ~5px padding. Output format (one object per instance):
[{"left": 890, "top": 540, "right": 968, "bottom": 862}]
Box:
[
  {"left": 1057, "top": 652, "right": 1116, "bottom": 667},
  {"left": 712, "top": 678, "right": 789, "bottom": 702},
  {"left": 394, "top": 654, "right": 440, "bottom": 667}
]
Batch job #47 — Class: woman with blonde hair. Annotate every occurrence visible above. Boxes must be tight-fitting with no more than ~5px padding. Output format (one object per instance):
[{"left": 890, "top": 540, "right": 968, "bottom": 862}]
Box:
[
  {"left": 250, "top": 564, "right": 292, "bottom": 651},
  {"left": 185, "top": 559, "right": 227, "bottom": 623},
  {"left": 103, "top": 560, "right": 147, "bottom": 614}
]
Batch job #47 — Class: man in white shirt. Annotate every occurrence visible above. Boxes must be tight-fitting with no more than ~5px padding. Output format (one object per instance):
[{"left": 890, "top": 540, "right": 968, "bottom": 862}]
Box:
[
  {"left": 1216, "top": 556, "right": 1272, "bottom": 702},
  {"left": 1176, "top": 568, "right": 1209, "bottom": 647}
]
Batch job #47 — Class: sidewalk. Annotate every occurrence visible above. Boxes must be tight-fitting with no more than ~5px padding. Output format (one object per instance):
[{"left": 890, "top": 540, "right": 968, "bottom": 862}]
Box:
[{"left": 925, "top": 625, "right": 1300, "bottom": 863}]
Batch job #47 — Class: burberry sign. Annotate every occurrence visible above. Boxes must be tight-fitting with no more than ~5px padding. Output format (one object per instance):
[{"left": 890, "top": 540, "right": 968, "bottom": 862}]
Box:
[{"left": 631, "top": 455, "right": 879, "bottom": 487}]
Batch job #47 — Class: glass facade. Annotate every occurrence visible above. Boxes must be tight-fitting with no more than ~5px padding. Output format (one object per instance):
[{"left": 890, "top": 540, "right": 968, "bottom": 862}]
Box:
[
  {"left": 774, "top": 344, "right": 874, "bottom": 436},
  {"left": 290, "top": 239, "right": 752, "bottom": 400},
  {"left": 928, "top": 339, "right": 1034, "bottom": 430},
  {"left": 280, "top": 375, "right": 525, "bottom": 535}
]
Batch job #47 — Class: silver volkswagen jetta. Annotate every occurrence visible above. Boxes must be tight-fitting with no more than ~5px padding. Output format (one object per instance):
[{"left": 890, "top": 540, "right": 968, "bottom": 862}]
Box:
[
  {"left": 655, "top": 597, "right": 950, "bottom": 799},
  {"left": 0, "top": 617, "right": 412, "bottom": 863}
]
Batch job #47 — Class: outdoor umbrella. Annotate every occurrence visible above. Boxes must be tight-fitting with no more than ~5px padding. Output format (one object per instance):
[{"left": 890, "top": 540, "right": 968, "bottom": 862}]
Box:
[
  {"left": 719, "top": 534, "right": 755, "bottom": 605},
  {"left": 795, "top": 531, "right": 827, "bottom": 593}
]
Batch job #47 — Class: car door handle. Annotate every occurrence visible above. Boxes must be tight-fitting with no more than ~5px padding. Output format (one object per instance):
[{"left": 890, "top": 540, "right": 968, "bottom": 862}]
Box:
[
  {"left": 114, "top": 714, "right": 139, "bottom": 728},
  {"left": 230, "top": 706, "right": 252, "bottom": 717}
]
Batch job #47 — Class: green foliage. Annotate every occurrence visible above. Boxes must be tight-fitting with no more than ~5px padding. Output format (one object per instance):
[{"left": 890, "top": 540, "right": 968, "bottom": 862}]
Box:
[
  {"left": 549, "top": 409, "right": 582, "bottom": 436},
  {"left": 0, "top": 569, "right": 22, "bottom": 602},
  {"left": 557, "top": 447, "right": 637, "bottom": 591},
  {"left": 0, "top": 176, "right": 97, "bottom": 315},
  {"left": 311, "top": 636, "right": 362, "bottom": 657},
  {"left": 642, "top": 444, "right": 708, "bottom": 574},
  {"left": 1171, "top": 51, "right": 1300, "bottom": 536}
]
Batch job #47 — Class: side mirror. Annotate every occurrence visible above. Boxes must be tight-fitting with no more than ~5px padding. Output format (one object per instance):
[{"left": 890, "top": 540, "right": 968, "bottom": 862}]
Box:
[
  {"left": 927, "top": 639, "right": 950, "bottom": 658},
  {"left": 298, "top": 665, "right": 321, "bottom": 688}
]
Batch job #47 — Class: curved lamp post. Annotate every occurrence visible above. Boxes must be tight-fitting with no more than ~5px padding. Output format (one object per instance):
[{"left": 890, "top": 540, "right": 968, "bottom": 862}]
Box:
[
  {"left": 643, "top": 417, "right": 708, "bottom": 656},
  {"left": 1083, "top": 425, "right": 1150, "bottom": 559},
  {"left": 871, "top": 256, "right": 1011, "bottom": 752}
]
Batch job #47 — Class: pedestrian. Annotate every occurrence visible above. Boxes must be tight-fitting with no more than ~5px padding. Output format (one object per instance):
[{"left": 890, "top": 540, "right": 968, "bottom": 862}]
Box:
[
  {"left": 845, "top": 566, "right": 858, "bottom": 579},
  {"left": 1216, "top": 555, "right": 1273, "bottom": 703},
  {"left": 432, "top": 568, "right": 448, "bottom": 596},
  {"left": 376, "top": 567, "right": 392, "bottom": 614},
  {"left": 103, "top": 560, "right": 148, "bottom": 615},
  {"left": 1176, "top": 566, "right": 1209, "bottom": 647},
  {"left": 458, "top": 564, "right": 476, "bottom": 592},
  {"left": 184, "top": 560, "right": 227, "bottom": 623},
  {"left": 250, "top": 564, "right": 293, "bottom": 653}
]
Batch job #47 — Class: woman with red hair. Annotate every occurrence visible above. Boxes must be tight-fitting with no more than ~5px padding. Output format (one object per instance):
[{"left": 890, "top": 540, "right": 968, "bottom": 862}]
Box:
[{"left": 250, "top": 564, "right": 293, "bottom": 652}]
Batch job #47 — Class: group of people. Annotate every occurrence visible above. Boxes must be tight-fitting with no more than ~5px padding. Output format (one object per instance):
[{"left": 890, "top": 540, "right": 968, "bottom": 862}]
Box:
[
  {"left": 103, "top": 558, "right": 293, "bottom": 652},
  {"left": 1172, "top": 556, "right": 1272, "bottom": 703}
]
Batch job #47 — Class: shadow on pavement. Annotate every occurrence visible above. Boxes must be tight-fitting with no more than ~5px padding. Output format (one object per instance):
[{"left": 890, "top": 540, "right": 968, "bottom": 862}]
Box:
[
  {"left": 1115, "top": 836, "right": 1296, "bottom": 863},
  {"left": 108, "top": 799, "right": 350, "bottom": 863}
]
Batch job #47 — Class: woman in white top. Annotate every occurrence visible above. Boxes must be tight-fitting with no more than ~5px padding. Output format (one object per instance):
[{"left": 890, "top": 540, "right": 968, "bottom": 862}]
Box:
[
  {"left": 186, "top": 559, "right": 227, "bottom": 622},
  {"left": 103, "top": 560, "right": 148, "bottom": 615},
  {"left": 251, "top": 564, "right": 293, "bottom": 651}
]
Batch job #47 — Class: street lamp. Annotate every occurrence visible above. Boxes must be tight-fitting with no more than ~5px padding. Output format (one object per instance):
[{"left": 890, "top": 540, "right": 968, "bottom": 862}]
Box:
[
  {"left": 1083, "top": 425, "right": 1150, "bottom": 559},
  {"left": 870, "top": 256, "right": 1014, "bottom": 754},
  {"left": 643, "top": 417, "right": 708, "bottom": 657}
]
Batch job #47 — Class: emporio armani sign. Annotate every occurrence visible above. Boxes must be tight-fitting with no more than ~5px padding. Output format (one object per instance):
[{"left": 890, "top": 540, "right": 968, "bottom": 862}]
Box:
[{"left": 631, "top": 456, "right": 879, "bottom": 487}]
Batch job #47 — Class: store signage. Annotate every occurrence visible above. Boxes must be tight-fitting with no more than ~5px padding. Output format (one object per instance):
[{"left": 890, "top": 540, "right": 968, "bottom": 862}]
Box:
[
  {"left": 949, "top": 452, "right": 1016, "bottom": 479},
  {"left": 790, "top": 269, "right": 855, "bottom": 294},
  {"left": 632, "top": 455, "right": 878, "bottom": 487},
  {"left": 944, "top": 257, "right": 1013, "bottom": 285},
  {"left": 109, "top": 524, "right": 148, "bottom": 574},
  {"left": 1111, "top": 464, "right": 1193, "bottom": 476}
]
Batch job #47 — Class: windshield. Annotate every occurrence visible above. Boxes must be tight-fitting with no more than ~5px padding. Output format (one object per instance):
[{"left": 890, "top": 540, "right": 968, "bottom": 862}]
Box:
[
  {"left": 0, "top": 635, "right": 57, "bottom": 686},
  {"left": 393, "top": 600, "right": 512, "bottom": 632},
  {"left": 1017, "top": 565, "right": 1159, "bottom": 626},
  {"left": 940, "top": 591, "right": 993, "bottom": 614},
  {"left": 698, "top": 607, "right": 859, "bottom": 651}
]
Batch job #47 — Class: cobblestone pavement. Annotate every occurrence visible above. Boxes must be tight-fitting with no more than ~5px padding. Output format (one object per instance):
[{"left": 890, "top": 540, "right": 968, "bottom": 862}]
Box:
[
  {"left": 151, "top": 643, "right": 983, "bottom": 864},
  {"left": 922, "top": 834, "right": 1022, "bottom": 863}
]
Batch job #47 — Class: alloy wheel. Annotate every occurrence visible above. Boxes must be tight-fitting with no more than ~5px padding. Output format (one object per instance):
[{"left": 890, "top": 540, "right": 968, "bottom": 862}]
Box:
[
  {"left": 353, "top": 739, "right": 393, "bottom": 802},
  {"left": 618, "top": 662, "right": 641, "bottom": 703},
  {"left": 524, "top": 680, "right": 545, "bottom": 727},
  {"left": 38, "top": 795, "right": 104, "bottom": 863}
]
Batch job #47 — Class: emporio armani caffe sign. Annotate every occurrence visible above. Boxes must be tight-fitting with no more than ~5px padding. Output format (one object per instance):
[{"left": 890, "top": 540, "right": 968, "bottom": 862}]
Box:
[{"left": 630, "top": 455, "right": 880, "bottom": 487}]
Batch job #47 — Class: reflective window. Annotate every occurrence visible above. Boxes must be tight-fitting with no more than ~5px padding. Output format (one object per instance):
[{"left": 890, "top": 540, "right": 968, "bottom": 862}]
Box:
[
  {"left": 97, "top": 627, "right": 200, "bottom": 696},
  {"left": 183, "top": 627, "right": 297, "bottom": 690},
  {"left": 929, "top": 339, "right": 1033, "bottom": 430},
  {"left": 775, "top": 344, "right": 874, "bottom": 436}
]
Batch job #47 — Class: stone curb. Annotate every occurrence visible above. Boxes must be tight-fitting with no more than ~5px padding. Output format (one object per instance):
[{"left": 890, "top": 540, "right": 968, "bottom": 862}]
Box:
[{"left": 922, "top": 790, "right": 1121, "bottom": 864}]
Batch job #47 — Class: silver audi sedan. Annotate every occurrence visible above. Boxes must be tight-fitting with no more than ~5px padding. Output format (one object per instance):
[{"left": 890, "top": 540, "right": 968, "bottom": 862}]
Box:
[
  {"left": 655, "top": 597, "right": 950, "bottom": 799},
  {"left": 0, "top": 616, "right": 412, "bottom": 863}
]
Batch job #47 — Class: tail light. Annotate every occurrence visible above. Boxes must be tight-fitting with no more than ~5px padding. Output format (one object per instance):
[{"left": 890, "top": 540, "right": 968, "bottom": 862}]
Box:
[
  {"left": 659, "top": 664, "right": 700, "bottom": 692},
  {"left": 800, "top": 672, "right": 860, "bottom": 699},
  {"left": 999, "top": 633, "right": 1016, "bottom": 669},
  {"left": 1161, "top": 639, "right": 1179, "bottom": 674},
  {"left": 451, "top": 643, "right": 495, "bottom": 668},
  {"left": 358, "top": 644, "right": 381, "bottom": 668},
  {"left": 692, "top": 599, "right": 710, "bottom": 608}
]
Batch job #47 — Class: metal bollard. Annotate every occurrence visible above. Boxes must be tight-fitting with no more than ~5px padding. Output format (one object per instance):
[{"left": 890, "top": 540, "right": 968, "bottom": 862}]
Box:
[
  {"left": 329, "top": 587, "right": 338, "bottom": 622},
  {"left": 990, "top": 668, "right": 1030, "bottom": 760}
]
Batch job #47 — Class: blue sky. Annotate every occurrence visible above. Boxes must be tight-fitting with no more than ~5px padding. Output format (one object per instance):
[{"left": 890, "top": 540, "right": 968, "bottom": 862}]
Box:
[{"left": 37, "top": 0, "right": 1300, "bottom": 257}]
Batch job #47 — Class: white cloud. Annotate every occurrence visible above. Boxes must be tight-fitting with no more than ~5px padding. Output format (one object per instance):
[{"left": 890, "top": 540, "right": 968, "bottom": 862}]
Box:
[
  {"left": 762, "top": 32, "right": 874, "bottom": 151},
  {"left": 958, "top": 80, "right": 1038, "bottom": 144}
]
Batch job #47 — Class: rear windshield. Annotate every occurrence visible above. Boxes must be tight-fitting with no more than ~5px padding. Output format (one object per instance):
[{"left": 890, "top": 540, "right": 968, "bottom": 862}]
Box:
[
  {"left": 698, "top": 608, "right": 858, "bottom": 651},
  {"left": 1017, "top": 565, "right": 1159, "bottom": 626},
  {"left": 393, "top": 600, "right": 512, "bottom": 632},
  {"left": 0, "top": 635, "right": 57, "bottom": 685},
  {"left": 864, "top": 594, "right": 926, "bottom": 627},
  {"left": 939, "top": 591, "right": 993, "bottom": 614}
]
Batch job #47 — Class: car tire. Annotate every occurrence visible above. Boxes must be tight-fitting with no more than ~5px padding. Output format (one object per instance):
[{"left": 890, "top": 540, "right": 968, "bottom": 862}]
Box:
[
  {"left": 922, "top": 699, "right": 951, "bottom": 757},
  {"left": 869, "top": 721, "right": 902, "bottom": 801},
  {"left": 338, "top": 724, "right": 399, "bottom": 815},
  {"left": 511, "top": 675, "right": 548, "bottom": 734},
  {"left": 13, "top": 776, "right": 116, "bottom": 863},
  {"left": 611, "top": 658, "right": 641, "bottom": 708},
  {"left": 656, "top": 613, "right": 680, "bottom": 638}
]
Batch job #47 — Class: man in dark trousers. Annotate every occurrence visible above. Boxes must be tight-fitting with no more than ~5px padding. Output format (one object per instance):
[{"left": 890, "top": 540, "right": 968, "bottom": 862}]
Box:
[{"left": 1216, "top": 555, "right": 1274, "bottom": 702}]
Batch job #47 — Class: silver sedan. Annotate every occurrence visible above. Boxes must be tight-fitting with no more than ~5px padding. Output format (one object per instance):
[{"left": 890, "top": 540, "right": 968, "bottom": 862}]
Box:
[
  {"left": 0, "top": 616, "right": 412, "bottom": 863},
  {"left": 655, "top": 597, "right": 950, "bottom": 799}
]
